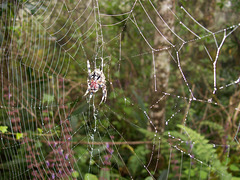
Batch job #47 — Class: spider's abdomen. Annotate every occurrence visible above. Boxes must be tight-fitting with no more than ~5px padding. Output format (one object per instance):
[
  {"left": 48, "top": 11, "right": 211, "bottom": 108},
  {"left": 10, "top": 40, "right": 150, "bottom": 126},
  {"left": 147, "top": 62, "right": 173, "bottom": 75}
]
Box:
[{"left": 89, "top": 80, "right": 99, "bottom": 93}]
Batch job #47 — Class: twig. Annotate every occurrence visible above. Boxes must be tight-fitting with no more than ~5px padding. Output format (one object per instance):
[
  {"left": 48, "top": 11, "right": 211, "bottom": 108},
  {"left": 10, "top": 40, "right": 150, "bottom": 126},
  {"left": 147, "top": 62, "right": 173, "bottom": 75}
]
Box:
[{"left": 73, "top": 140, "right": 153, "bottom": 145}]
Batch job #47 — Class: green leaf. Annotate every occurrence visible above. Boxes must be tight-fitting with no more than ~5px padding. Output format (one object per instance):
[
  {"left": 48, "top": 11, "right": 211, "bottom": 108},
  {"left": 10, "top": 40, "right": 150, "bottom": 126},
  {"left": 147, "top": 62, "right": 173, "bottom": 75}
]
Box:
[
  {"left": 49, "top": 111, "right": 53, "bottom": 117},
  {"left": 176, "top": 124, "right": 232, "bottom": 179},
  {"left": 199, "top": 170, "right": 208, "bottom": 179},
  {"left": 37, "top": 128, "right": 43, "bottom": 134},
  {"left": 99, "top": 168, "right": 110, "bottom": 180},
  {"left": 43, "top": 93, "right": 54, "bottom": 103},
  {"left": 158, "top": 170, "right": 168, "bottom": 180},
  {"left": 16, "top": 133, "right": 23, "bottom": 140},
  {"left": 184, "top": 169, "right": 195, "bottom": 177},
  {"left": 230, "top": 164, "right": 240, "bottom": 171},
  {"left": 35, "top": 140, "right": 42, "bottom": 148},
  {"left": 84, "top": 173, "right": 98, "bottom": 180},
  {"left": 145, "top": 177, "right": 153, "bottom": 180},
  {"left": 0, "top": 126, "right": 8, "bottom": 133},
  {"left": 232, "top": 177, "right": 240, "bottom": 180},
  {"left": 90, "top": 159, "right": 95, "bottom": 165},
  {"left": 72, "top": 171, "right": 79, "bottom": 178},
  {"left": 128, "top": 155, "right": 139, "bottom": 174}
]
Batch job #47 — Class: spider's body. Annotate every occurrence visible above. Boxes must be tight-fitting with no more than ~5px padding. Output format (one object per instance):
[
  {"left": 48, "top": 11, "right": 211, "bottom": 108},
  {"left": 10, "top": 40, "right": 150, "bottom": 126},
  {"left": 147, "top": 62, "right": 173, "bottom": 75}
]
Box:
[{"left": 84, "top": 60, "right": 107, "bottom": 104}]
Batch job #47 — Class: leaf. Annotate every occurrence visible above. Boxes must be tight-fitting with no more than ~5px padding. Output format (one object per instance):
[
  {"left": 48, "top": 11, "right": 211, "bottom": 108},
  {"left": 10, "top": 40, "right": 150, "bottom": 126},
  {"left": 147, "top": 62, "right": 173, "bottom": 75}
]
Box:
[
  {"left": 16, "top": 133, "right": 23, "bottom": 140},
  {"left": 122, "top": 144, "right": 134, "bottom": 154},
  {"left": 99, "top": 168, "right": 110, "bottom": 180},
  {"left": 84, "top": 173, "right": 98, "bottom": 180},
  {"left": 43, "top": 93, "right": 54, "bottom": 103},
  {"left": 232, "top": 177, "right": 240, "bottom": 180},
  {"left": 199, "top": 170, "right": 208, "bottom": 179},
  {"left": 158, "top": 170, "right": 168, "bottom": 180},
  {"left": 128, "top": 155, "right": 139, "bottom": 174},
  {"left": 184, "top": 169, "right": 195, "bottom": 177},
  {"left": 72, "top": 171, "right": 79, "bottom": 178},
  {"left": 37, "top": 128, "right": 43, "bottom": 134},
  {"left": 230, "top": 164, "right": 240, "bottom": 171},
  {"left": 176, "top": 124, "right": 232, "bottom": 179},
  {"left": 0, "top": 126, "right": 8, "bottom": 133},
  {"left": 145, "top": 177, "right": 153, "bottom": 180},
  {"left": 35, "top": 140, "right": 42, "bottom": 148},
  {"left": 200, "top": 121, "right": 224, "bottom": 134},
  {"left": 90, "top": 159, "right": 95, "bottom": 165}
]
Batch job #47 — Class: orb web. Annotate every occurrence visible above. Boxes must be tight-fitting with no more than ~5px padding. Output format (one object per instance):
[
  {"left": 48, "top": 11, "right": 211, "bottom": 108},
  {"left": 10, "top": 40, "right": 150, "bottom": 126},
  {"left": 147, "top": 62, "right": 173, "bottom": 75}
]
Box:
[{"left": 0, "top": 0, "right": 239, "bottom": 179}]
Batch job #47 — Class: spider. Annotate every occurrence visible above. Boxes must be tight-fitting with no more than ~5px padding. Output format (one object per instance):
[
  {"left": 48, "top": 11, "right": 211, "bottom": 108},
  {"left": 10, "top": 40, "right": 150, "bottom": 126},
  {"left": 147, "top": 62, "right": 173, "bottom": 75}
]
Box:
[{"left": 84, "top": 60, "right": 107, "bottom": 104}]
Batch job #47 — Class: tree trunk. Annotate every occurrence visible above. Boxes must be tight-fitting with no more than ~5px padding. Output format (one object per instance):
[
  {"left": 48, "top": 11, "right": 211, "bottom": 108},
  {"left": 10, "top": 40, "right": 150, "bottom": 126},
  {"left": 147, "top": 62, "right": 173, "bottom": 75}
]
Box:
[{"left": 149, "top": 0, "right": 175, "bottom": 134}]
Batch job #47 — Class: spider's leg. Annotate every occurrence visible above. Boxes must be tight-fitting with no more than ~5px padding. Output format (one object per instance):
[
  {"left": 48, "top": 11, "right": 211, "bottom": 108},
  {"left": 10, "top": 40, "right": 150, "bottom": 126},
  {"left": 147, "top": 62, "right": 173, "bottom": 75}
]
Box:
[
  {"left": 87, "top": 60, "right": 91, "bottom": 78},
  {"left": 99, "top": 85, "right": 107, "bottom": 104},
  {"left": 83, "top": 88, "right": 89, "bottom": 96},
  {"left": 100, "top": 57, "right": 104, "bottom": 72},
  {"left": 89, "top": 92, "right": 93, "bottom": 100}
]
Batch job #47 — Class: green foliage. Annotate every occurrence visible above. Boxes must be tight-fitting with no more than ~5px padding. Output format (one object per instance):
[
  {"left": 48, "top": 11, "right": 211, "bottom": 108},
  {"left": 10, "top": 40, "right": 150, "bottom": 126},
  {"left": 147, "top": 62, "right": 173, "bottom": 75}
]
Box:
[
  {"left": 171, "top": 125, "right": 232, "bottom": 179},
  {"left": 199, "top": 121, "right": 224, "bottom": 135},
  {"left": 16, "top": 133, "right": 23, "bottom": 140},
  {"left": 232, "top": 178, "right": 240, "bottom": 180},
  {"left": 37, "top": 128, "right": 43, "bottom": 134},
  {"left": 0, "top": 0, "right": 239, "bottom": 179},
  {"left": 0, "top": 126, "right": 8, "bottom": 133},
  {"left": 158, "top": 170, "right": 168, "bottom": 180},
  {"left": 72, "top": 171, "right": 80, "bottom": 178},
  {"left": 144, "top": 177, "right": 153, "bottom": 180},
  {"left": 43, "top": 93, "right": 54, "bottom": 103},
  {"left": 99, "top": 168, "right": 110, "bottom": 180},
  {"left": 128, "top": 145, "right": 150, "bottom": 176},
  {"left": 84, "top": 173, "right": 98, "bottom": 180},
  {"left": 35, "top": 140, "right": 42, "bottom": 148},
  {"left": 230, "top": 164, "right": 240, "bottom": 172}
]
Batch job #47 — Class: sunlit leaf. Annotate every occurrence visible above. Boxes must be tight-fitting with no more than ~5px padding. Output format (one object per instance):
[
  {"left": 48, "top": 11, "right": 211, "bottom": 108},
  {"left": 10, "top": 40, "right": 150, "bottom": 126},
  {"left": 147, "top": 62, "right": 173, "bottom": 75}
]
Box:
[
  {"left": 230, "top": 164, "right": 240, "bottom": 171},
  {"left": 84, "top": 173, "right": 98, "bottom": 180},
  {"left": 232, "top": 177, "right": 240, "bottom": 180},
  {"left": 16, "top": 133, "right": 23, "bottom": 140},
  {"left": 37, "top": 128, "right": 43, "bottom": 134},
  {"left": 145, "top": 177, "right": 153, "bottom": 180},
  {"left": 72, "top": 171, "right": 79, "bottom": 178},
  {"left": 0, "top": 126, "right": 8, "bottom": 133}
]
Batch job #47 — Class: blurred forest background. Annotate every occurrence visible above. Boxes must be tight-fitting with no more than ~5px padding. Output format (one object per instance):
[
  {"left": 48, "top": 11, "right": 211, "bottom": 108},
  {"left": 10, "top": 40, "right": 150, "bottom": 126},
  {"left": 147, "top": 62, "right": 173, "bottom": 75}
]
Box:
[{"left": 0, "top": 0, "right": 240, "bottom": 179}]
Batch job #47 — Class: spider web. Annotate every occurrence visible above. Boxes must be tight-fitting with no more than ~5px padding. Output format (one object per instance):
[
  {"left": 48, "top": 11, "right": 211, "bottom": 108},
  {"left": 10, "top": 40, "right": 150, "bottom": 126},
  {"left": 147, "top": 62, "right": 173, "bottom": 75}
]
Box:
[{"left": 0, "top": 0, "right": 240, "bottom": 179}]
